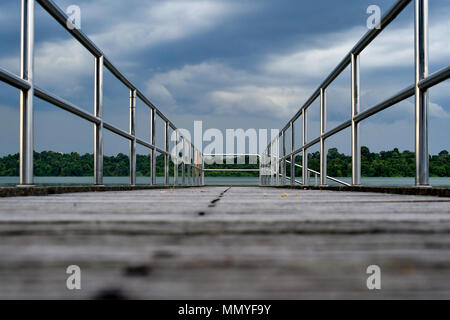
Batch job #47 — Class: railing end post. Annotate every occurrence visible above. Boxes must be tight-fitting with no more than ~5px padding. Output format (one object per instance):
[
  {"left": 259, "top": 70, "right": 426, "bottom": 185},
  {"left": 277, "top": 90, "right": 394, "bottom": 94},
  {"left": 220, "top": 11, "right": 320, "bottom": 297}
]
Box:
[
  {"left": 19, "top": 0, "right": 36, "bottom": 186},
  {"left": 415, "top": 0, "right": 430, "bottom": 187}
]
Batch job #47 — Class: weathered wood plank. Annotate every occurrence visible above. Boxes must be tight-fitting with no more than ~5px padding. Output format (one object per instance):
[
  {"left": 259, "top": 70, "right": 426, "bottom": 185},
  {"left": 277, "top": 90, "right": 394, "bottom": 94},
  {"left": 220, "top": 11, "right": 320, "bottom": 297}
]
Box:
[{"left": 0, "top": 187, "right": 449, "bottom": 299}]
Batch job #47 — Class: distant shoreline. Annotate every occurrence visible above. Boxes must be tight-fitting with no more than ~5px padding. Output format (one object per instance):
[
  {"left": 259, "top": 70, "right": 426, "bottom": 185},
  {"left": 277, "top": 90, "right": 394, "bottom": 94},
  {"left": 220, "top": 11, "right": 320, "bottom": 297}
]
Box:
[{"left": 0, "top": 147, "right": 448, "bottom": 178}]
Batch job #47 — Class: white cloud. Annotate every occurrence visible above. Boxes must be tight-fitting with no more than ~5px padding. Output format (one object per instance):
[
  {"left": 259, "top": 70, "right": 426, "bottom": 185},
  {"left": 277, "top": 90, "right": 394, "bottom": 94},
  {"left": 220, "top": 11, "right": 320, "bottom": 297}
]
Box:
[
  {"left": 209, "top": 85, "right": 309, "bottom": 118},
  {"left": 146, "top": 82, "right": 177, "bottom": 108},
  {"left": 264, "top": 27, "right": 364, "bottom": 79},
  {"left": 0, "top": 56, "right": 18, "bottom": 75},
  {"left": 264, "top": 18, "right": 450, "bottom": 79},
  {"left": 0, "top": 104, "right": 19, "bottom": 156},
  {"left": 91, "top": 0, "right": 238, "bottom": 55},
  {"left": 0, "top": 38, "right": 92, "bottom": 97},
  {"left": 430, "top": 102, "right": 450, "bottom": 119},
  {"left": 2, "top": 0, "right": 240, "bottom": 92},
  {"left": 34, "top": 39, "right": 92, "bottom": 91},
  {"left": 145, "top": 62, "right": 314, "bottom": 118}
]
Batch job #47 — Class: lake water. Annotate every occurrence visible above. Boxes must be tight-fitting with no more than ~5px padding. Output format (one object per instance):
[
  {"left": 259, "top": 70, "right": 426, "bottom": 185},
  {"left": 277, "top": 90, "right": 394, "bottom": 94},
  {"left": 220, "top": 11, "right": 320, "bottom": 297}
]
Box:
[{"left": 0, "top": 176, "right": 449, "bottom": 187}]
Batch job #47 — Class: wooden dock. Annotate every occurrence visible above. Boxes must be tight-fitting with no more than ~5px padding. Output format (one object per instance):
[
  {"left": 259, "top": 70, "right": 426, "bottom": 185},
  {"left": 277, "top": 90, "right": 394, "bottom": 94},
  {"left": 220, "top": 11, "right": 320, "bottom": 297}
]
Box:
[{"left": 0, "top": 186, "right": 449, "bottom": 299}]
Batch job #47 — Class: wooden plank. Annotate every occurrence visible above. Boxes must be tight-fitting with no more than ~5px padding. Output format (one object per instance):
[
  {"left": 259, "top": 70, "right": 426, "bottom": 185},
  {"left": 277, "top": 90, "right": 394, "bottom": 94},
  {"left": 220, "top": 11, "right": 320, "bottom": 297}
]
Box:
[{"left": 0, "top": 187, "right": 449, "bottom": 299}]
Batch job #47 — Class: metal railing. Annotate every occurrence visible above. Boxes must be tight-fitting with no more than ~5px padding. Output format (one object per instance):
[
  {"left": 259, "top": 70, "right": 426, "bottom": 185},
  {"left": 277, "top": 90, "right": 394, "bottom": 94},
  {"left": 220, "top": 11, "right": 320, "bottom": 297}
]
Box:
[
  {"left": 202, "top": 153, "right": 259, "bottom": 183},
  {"left": 285, "top": 160, "right": 351, "bottom": 187},
  {"left": 0, "top": 0, "right": 205, "bottom": 187},
  {"left": 261, "top": 0, "right": 450, "bottom": 187}
]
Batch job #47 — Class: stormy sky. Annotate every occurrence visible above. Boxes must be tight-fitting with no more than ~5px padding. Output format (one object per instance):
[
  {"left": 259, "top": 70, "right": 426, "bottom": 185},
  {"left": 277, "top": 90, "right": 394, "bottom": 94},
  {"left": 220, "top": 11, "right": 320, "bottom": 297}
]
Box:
[{"left": 0, "top": 0, "right": 449, "bottom": 156}]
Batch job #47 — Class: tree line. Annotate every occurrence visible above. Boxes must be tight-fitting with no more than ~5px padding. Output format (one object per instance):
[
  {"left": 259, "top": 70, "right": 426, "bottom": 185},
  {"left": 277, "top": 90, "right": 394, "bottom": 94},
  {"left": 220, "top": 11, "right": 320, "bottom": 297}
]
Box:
[{"left": 0, "top": 147, "right": 448, "bottom": 177}]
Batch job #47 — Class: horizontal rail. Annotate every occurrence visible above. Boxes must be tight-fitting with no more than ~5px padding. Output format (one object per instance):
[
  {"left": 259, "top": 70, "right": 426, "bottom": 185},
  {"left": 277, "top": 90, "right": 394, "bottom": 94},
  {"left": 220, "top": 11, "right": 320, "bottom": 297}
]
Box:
[
  {"left": 281, "top": 174, "right": 303, "bottom": 186},
  {"left": 279, "top": 87, "right": 420, "bottom": 151},
  {"left": 135, "top": 138, "right": 154, "bottom": 150},
  {"left": 204, "top": 169, "right": 260, "bottom": 172},
  {"left": 0, "top": 67, "right": 31, "bottom": 90},
  {"left": 36, "top": 0, "right": 191, "bottom": 145},
  {"left": 285, "top": 90, "right": 321, "bottom": 130},
  {"left": 286, "top": 160, "right": 351, "bottom": 186},
  {"left": 324, "top": 176, "right": 351, "bottom": 187},
  {"left": 154, "top": 146, "right": 169, "bottom": 155},
  {"left": 36, "top": 0, "right": 102, "bottom": 57},
  {"left": 303, "top": 137, "right": 321, "bottom": 152},
  {"left": 354, "top": 85, "right": 415, "bottom": 123},
  {"left": 0, "top": 0, "right": 205, "bottom": 187},
  {"left": 282, "top": 136, "right": 322, "bottom": 160},
  {"left": 322, "top": 120, "right": 352, "bottom": 140},
  {"left": 293, "top": 163, "right": 351, "bottom": 187},
  {"left": 418, "top": 66, "right": 450, "bottom": 90},
  {"left": 135, "top": 138, "right": 186, "bottom": 158},
  {"left": 203, "top": 154, "right": 261, "bottom": 158},
  {"left": 33, "top": 87, "right": 178, "bottom": 156},
  {"left": 351, "top": 0, "right": 412, "bottom": 55},
  {"left": 34, "top": 87, "right": 101, "bottom": 124},
  {"left": 280, "top": 0, "right": 413, "bottom": 133},
  {"left": 103, "top": 122, "right": 134, "bottom": 140},
  {"left": 103, "top": 57, "right": 135, "bottom": 90}
]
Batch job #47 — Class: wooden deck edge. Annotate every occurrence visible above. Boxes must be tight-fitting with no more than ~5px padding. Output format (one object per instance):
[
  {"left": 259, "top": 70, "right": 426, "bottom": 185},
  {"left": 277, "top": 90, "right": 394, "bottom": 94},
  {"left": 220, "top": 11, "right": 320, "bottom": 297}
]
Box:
[
  {"left": 272, "top": 185, "right": 450, "bottom": 198},
  {"left": 1, "top": 184, "right": 449, "bottom": 198},
  {"left": 0, "top": 185, "right": 202, "bottom": 198}
]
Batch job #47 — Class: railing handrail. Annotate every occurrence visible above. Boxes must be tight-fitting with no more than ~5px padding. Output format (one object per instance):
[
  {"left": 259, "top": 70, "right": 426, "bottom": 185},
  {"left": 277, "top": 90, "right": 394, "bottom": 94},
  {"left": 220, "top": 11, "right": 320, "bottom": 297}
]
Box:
[
  {"left": 35, "top": 0, "right": 187, "bottom": 136},
  {"left": 285, "top": 160, "right": 350, "bottom": 187},
  {"left": 2, "top": 0, "right": 449, "bottom": 188},
  {"left": 261, "top": 0, "right": 450, "bottom": 188},
  {"left": 0, "top": 0, "right": 205, "bottom": 187},
  {"left": 278, "top": 0, "right": 413, "bottom": 134},
  {"left": 203, "top": 153, "right": 261, "bottom": 158}
]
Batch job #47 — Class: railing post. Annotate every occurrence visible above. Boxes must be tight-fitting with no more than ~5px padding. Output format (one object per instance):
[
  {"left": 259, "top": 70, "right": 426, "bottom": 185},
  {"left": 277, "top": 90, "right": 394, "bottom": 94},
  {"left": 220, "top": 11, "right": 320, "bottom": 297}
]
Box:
[
  {"left": 195, "top": 150, "right": 199, "bottom": 186},
  {"left": 268, "top": 144, "right": 272, "bottom": 186},
  {"left": 276, "top": 137, "right": 280, "bottom": 186},
  {"left": 351, "top": 53, "right": 361, "bottom": 186},
  {"left": 197, "top": 151, "right": 201, "bottom": 186},
  {"left": 302, "top": 109, "right": 308, "bottom": 186},
  {"left": 188, "top": 144, "right": 192, "bottom": 185},
  {"left": 259, "top": 153, "right": 262, "bottom": 186},
  {"left": 193, "top": 149, "right": 197, "bottom": 186},
  {"left": 19, "top": 0, "right": 35, "bottom": 186},
  {"left": 150, "top": 108, "right": 156, "bottom": 185},
  {"left": 164, "top": 121, "right": 169, "bottom": 185},
  {"left": 260, "top": 152, "right": 262, "bottom": 186},
  {"left": 191, "top": 145, "right": 195, "bottom": 186},
  {"left": 262, "top": 151, "right": 265, "bottom": 186},
  {"left": 268, "top": 151, "right": 270, "bottom": 185},
  {"left": 129, "top": 89, "right": 136, "bottom": 186},
  {"left": 281, "top": 132, "right": 286, "bottom": 185},
  {"left": 174, "top": 130, "right": 178, "bottom": 186},
  {"left": 271, "top": 144, "right": 275, "bottom": 185},
  {"left": 415, "top": 0, "right": 430, "bottom": 187},
  {"left": 194, "top": 148, "right": 197, "bottom": 186},
  {"left": 290, "top": 121, "right": 295, "bottom": 186},
  {"left": 320, "top": 87, "right": 327, "bottom": 186},
  {"left": 201, "top": 154, "right": 205, "bottom": 186},
  {"left": 261, "top": 152, "right": 264, "bottom": 186},
  {"left": 182, "top": 138, "right": 186, "bottom": 185},
  {"left": 94, "top": 56, "right": 103, "bottom": 185},
  {"left": 266, "top": 150, "right": 269, "bottom": 186}
]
